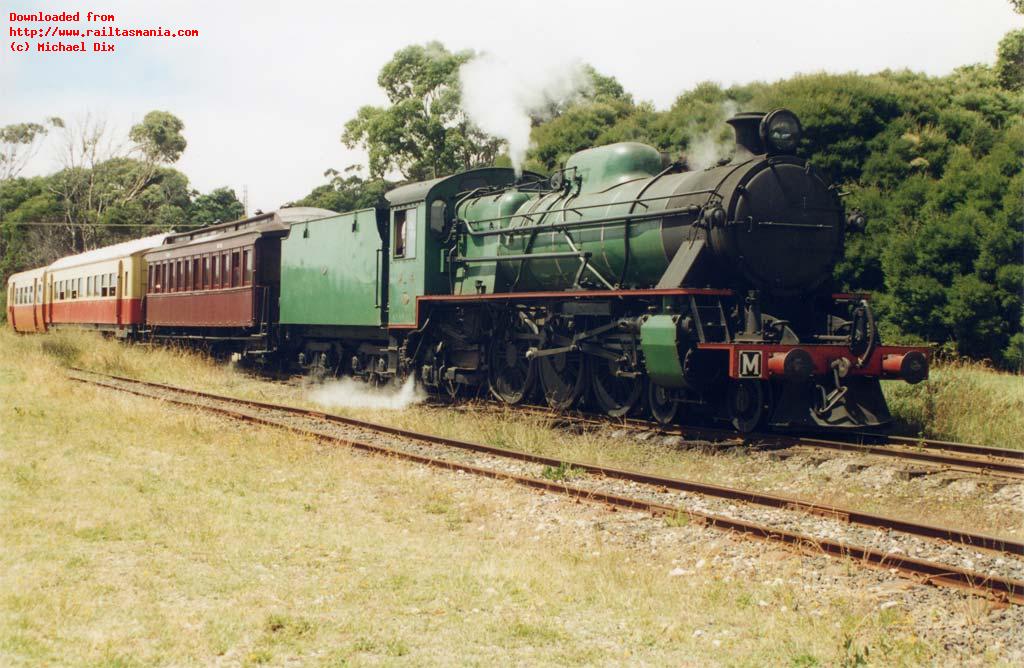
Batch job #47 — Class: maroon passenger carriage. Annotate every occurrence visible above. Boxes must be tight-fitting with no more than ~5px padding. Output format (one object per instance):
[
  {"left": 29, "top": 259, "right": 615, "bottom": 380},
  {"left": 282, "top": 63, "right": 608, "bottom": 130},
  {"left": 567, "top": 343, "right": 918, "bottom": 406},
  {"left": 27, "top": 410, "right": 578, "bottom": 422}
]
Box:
[{"left": 142, "top": 208, "right": 331, "bottom": 347}]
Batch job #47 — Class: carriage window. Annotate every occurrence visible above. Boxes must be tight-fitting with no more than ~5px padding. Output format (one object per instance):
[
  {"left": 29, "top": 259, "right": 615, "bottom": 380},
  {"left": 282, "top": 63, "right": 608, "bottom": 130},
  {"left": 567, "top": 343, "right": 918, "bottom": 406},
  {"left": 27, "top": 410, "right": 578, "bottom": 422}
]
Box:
[
  {"left": 192, "top": 259, "right": 200, "bottom": 290},
  {"left": 202, "top": 256, "right": 210, "bottom": 289},
  {"left": 231, "top": 251, "right": 240, "bottom": 287},
  {"left": 219, "top": 254, "right": 227, "bottom": 288},
  {"left": 212, "top": 254, "right": 220, "bottom": 286},
  {"left": 242, "top": 250, "right": 252, "bottom": 285},
  {"left": 110, "top": 273, "right": 116, "bottom": 297},
  {"left": 176, "top": 261, "right": 183, "bottom": 291},
  {"left": 183, "top": 260, "right": 190, "bottom": 291},
  {"left": 77, "top": 278, "right": 83, "bottom": 298}
]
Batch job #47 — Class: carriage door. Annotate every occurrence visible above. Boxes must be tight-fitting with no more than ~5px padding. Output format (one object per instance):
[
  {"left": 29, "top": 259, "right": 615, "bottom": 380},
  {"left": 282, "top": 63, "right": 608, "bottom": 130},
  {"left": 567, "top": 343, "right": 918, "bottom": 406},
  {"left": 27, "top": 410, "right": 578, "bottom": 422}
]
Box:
[
  {"left": 46, "top": 276, "right": 53, "bottom": 324},
  {"left": 32, "top": 278, "right": 40, "bottom": 330},
  {"left": 115, "top": 261, "right": 124, "bottom": 326}
]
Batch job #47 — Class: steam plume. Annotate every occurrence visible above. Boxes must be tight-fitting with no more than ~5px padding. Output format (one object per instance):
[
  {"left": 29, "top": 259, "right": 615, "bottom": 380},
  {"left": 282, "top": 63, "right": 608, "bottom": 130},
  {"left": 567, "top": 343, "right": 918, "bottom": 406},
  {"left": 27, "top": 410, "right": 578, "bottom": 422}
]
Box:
[
  {"left": 459, "top": 53, "right": 591, "bottom": 175},
  {"left": 309, "top": 375, "right": 424, "bottom": 411},
  {"left": 685, "top": 100, "right": 740, "bottom": 170}
]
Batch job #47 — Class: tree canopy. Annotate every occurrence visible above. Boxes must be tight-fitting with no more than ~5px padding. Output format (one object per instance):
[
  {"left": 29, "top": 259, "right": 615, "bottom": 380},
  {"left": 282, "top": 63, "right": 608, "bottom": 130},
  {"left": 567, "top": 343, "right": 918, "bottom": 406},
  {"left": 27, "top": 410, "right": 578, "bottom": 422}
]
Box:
[
  {"left": 292, "top": 166, "right": 392, "bottom": 213},
  {"left": 0, "top": 112, "right": 243, "bottom": 309},
  {"left": 341, "top": 42, "right": 502, "bottom": 180}
]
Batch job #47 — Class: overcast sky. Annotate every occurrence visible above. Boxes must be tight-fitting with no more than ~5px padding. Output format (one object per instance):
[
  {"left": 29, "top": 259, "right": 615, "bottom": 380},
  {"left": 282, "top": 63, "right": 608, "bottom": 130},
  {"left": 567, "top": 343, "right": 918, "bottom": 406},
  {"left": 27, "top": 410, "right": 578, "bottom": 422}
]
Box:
[{"left": 3, "top": 0, "right": 1021, "bottom": 213}]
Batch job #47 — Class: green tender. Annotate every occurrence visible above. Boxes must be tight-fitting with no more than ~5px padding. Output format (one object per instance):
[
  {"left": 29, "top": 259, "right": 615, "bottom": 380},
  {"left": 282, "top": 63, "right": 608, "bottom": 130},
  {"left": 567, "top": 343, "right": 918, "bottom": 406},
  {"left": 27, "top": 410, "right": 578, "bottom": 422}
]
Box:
[{"left": 279, "top": 209, "right": 383, "bottom": 327}]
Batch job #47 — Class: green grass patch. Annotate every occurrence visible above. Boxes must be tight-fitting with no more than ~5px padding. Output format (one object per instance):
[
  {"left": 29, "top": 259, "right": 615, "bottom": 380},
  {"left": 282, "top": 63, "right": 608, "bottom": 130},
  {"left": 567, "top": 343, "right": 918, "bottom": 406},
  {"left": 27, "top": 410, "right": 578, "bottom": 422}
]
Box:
[{"left": 886, "top": 359, "right": 1023, "bottom": 447}]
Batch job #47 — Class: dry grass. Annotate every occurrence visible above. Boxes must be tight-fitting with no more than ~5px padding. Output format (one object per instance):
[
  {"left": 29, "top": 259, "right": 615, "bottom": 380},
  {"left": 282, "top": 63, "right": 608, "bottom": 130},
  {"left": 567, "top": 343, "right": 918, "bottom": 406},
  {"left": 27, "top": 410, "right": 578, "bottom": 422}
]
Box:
[
  {"left": 16, "top": 328, "right": 1024, "bottom": 537},
  {"left": 0, "top": 329, "right": 965, "bottom": 665}
]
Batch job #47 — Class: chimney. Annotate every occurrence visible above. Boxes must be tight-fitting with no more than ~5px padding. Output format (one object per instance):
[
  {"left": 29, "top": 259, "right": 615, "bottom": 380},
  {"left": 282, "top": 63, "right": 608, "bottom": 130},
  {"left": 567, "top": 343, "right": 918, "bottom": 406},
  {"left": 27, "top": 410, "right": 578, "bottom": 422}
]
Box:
[{"left": 726, "top": 112, "right": 766, "bottom": 161}]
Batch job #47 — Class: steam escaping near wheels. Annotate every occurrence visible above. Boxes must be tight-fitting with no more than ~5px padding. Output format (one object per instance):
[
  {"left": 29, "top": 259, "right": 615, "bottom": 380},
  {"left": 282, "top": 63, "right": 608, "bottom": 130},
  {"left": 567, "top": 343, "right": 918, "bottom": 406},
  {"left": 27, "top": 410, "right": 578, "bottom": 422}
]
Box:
[{"left": 309, "top": 376, "right": 425, "bottom": 411}]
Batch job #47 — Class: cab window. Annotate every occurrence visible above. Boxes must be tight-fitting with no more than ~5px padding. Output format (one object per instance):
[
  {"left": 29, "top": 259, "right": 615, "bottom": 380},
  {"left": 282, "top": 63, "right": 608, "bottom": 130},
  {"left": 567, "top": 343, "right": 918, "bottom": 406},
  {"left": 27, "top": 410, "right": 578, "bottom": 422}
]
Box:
[{"left": 393, "top": 209, "right": 417, "bottom": 259}]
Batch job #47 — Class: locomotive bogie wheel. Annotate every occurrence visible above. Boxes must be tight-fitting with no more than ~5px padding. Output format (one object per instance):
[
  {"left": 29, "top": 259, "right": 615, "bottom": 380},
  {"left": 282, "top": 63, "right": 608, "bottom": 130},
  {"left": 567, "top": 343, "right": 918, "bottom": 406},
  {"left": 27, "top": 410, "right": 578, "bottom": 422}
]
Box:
[
  {"left": 590, "top": 358, "right": 643, "bottom": 418},
  {"left": 539, "top": 351, "right": 589, "bottom": 411},
  {"left": 646, "top": 380, "right": 679, "bottom": 426},
  {"left": 727, "top": 380, "right": 771, "bottom": 433}
]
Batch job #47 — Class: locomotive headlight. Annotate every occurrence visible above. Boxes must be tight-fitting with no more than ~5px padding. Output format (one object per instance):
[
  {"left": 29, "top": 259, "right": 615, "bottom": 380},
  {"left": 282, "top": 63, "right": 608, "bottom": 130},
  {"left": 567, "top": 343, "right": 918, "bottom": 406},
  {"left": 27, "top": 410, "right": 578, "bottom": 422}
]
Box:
[
  {"left": 846, "top": 210, "right": 868, "bottom": 233},
  {"left": 760, "top": 109, "right": 802, "bottom": 154}
]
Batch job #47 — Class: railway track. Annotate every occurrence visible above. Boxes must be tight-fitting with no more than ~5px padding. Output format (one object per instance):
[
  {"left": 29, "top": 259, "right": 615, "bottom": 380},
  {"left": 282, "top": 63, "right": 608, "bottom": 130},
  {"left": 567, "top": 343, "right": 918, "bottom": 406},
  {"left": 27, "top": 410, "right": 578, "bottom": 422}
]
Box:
[
  {"left": 444, "top": 399, "right": 1024, "bottom": 481},
  {"left": 68, "top": 367, "right": 1024, "bottom": 606}
]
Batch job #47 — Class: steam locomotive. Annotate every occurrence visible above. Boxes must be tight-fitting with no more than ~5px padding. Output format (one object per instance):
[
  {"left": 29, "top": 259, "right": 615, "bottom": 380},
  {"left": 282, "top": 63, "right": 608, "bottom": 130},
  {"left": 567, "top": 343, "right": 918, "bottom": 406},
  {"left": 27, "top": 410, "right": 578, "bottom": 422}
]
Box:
[{"left": 7, "top": 109, "right": 929, "bottom": 432}]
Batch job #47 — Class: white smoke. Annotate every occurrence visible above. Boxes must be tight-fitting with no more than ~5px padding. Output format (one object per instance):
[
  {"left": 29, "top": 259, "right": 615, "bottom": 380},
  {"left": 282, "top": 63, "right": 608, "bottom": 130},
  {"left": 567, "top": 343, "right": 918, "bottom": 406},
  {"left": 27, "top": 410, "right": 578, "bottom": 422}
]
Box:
[
  {"left": 459, "top": 53, "right": 592, "bottom": 175},
  {"left": 685, "top": 100, "right": 740, "bottom": 170},
  {"left": 309, "top": 375, "right": 425, "bottom": 411}
]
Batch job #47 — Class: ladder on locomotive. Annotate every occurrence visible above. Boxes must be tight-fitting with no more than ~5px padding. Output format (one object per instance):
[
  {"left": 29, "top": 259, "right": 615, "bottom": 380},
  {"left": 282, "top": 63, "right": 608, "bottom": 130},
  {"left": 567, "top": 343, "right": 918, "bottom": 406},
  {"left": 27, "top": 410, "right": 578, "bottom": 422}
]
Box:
[{"left": 689, "top": 294, "right": 730, "bottom": 343}]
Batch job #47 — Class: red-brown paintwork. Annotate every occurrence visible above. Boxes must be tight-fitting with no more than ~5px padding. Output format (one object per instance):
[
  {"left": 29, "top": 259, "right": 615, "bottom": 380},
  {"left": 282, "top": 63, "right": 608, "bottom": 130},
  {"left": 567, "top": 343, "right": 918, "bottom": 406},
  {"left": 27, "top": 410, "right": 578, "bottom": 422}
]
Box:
[
  {"left": 389, "top": 288, "right": 737, "bottom": 330},
  {"left": 48, "top": 298, "right": 143, "bottom": 326},
  {"left": 8, "top": 304, "right": 46, "bottom": 333},
  {"left": 146, "top": 287, "right": 260, "bottom": 327},
  {"left": 697, "top": 342, "right": 930, "bottom": 380}
]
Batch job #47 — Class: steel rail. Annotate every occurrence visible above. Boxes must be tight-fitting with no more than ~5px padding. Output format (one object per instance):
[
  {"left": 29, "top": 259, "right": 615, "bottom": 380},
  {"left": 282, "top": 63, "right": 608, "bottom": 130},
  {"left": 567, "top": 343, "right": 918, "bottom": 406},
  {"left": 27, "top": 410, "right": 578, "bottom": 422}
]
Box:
[
  {"left": 456, "top": 399, "right": 1024, "bottom": 479},
  {"left": 67, "top": 370, "right": 1024, "bottom": 606},
  {"left": 68, "top": 368, "right": 1024, "bottom": 557},
  {"left": 781, "top": 434, "right": 1024, "bottom": 478},
  {"left": 843, "top": 432, "right": 1024, "bottom": 460}
]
